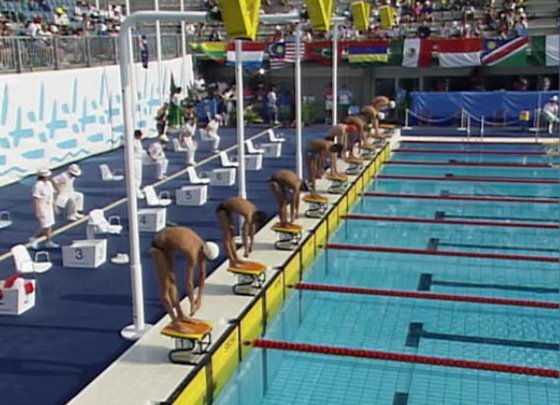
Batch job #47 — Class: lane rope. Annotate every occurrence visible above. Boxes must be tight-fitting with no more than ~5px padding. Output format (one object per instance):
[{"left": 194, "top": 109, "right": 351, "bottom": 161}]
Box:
[
  {"left": 377, "top": 174, "right": 560, "bottom": 185},
  {"left": 393, "top": 149, "right": 546, "bottom": 155},
  {"left": 387, "top": 160, "right": 552, "bottom": 168},
  {"left": 362, "top": 192, "right": 560, "bottom": 204}
]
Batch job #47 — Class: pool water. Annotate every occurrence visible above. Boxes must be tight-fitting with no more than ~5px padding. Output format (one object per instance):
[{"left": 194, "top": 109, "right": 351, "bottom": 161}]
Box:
[{"left": 216, "top": 142, "right": 560, "bottom": 405}]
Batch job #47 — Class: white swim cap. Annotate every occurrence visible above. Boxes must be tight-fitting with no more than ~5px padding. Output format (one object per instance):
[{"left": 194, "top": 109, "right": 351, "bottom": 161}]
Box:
[
  {"left": 203, "top": 242, "right": 220, "bottom": 261},
  {"left": 377, "top": 112, "right": 386, "bottom": 120},
  {"left": 389, "top": 100, "right": 396, "bottom": 109}
]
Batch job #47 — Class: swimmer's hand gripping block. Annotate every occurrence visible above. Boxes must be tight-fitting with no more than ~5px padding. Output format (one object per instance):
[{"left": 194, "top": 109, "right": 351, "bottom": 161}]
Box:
[
  {"left": 350, "top": 1, "right": 371, "bottom": 31},
  {"left": 228, "top": 261, "right": 267, "bottom": 296},
  {"left": 272, "top": 223, "right": 303, "bottom": 251},
  {"left": 219, "top": 0, "right": 261, "bottom": 40},
  {"left": 305, "top": 0, "right": 334, "bottom": 32},
  {"left": 161, "top": 320, "right": 213, "bottom": 365}
]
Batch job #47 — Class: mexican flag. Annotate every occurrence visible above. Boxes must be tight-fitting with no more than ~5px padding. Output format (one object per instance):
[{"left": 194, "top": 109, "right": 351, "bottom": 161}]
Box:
[
  {"left": 401, "top": 38, "right": 432, "bottom": 67},
  {"left": 529, "top": 35, "right": 559, "bottom": 66},
  {"left": 226, "top": 42, "right": 266, "bottom": 69},
  {"left": 435, "top": 38, "right": 482, "bottom": 68},
  {"left": 191, "top": 42, "right": 227, "bottom": 62},
  {"left": 481, "top": 37, "right": 529, "bottom": 67}
]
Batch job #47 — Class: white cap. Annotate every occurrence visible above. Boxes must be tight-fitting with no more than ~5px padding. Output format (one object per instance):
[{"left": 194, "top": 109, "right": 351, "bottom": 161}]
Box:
[
  {"left": 214, "top": 114, "right": 222, "bottom": 120},
  {"left": 203, "top": 242, "right": 220, "bottom": 261},
  {"left": 68, "top": 163, "right": 82, "bottom": 177},
  {"left": 377, "top": 112, "right": 386, "bottom": 120},
  {"left": 38, "top": 168, "right": 52, "bottom": 177},
  {"left": 159, "top": 135, "right": 169, "bottom": 143},
  {"left": 551, "top": 95, "right": 558, "bottom": 102},
  {"left": 389, "top": 100, "right": 396, "bottom": 109}
]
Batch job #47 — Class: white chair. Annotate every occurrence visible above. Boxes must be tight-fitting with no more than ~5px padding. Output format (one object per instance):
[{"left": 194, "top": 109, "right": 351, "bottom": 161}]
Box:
[
  {"left": 172, "top": 138, "right": 188, "bottom": 152},
  {"left": 99, "top": 164, "right": 124, "bottom": 181},
  {"left": 86, "top": 209, "right": 123, "bottom": 239},
  {"left": 144, "top": 185, "right": 172, "bottom": 207},
  {"left": 245, "top": 139, "right": 265, "bottom": 154},
  {"left": 267, "top": 129, "right": 285, "bottom": 143},
  {"left": 186, "top": 167, "right": 210, "bottom": 185},
  {"left": 11, "top": 244, "right": 52, "bottom": 274},
  {"left": 0, "top": 211, "right": 12, "bottom": 229},
  {"left": 219, "top": 151, "right": 239, "bottom": 168}
]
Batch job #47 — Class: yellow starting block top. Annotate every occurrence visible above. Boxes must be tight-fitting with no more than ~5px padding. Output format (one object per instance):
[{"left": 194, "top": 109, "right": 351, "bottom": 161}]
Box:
[
  {"left": 272, "top": 223, "right": 303, "bottom": 234},
  {"left": 303, "top": 194, "right": 329, "bottom": 204},
  {"left": 380, "top": 123, "right": 397, "bottom": 129},
  {"left": 228, "top": 261, "right": 267, "bottom": 275},
  {"left": 362, "top": 144, "right": 378, "bottom": 151},
  {"left": 345, "top": 157, "right": 364, "bottom": 164},
  {"left": 161, "top": 320, "right": 213, "bottom": 340},
  {"left": 326, "top": 173, "right": 348, "bottom": 181}
]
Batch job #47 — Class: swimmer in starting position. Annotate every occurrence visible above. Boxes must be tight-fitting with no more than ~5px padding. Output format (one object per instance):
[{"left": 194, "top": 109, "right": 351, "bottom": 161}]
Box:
[
  {"left": 306, "top": 139, "right": 343, "bottom": 194},
  {"left": 268, "top": 169, "right": 305, "bottom": 227}
]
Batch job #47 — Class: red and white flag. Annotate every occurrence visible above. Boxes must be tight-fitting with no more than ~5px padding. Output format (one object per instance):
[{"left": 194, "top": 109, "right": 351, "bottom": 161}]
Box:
[
  {"left": 226, "top": 42, "right": 266, "bottom": 69},
  {"left": 435, "top": 38, "right": 482, "bottom": 68},
  {"left": 402, "top": 38, "right": 431, "bottom": 67}
]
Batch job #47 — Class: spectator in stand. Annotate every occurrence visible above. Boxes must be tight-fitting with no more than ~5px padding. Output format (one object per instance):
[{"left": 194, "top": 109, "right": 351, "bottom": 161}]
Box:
[
  {"left": 514, "top": 16, "right": 528, "bottom": 37},
  {"left": 512, "top": 76, "right": 529, "bottom": 91},
  {"left": 537, "top": 77, "right": 552, "bottom": 92},
  {"left": 421, "top": 1, "right": 434, "bottom": 23}
]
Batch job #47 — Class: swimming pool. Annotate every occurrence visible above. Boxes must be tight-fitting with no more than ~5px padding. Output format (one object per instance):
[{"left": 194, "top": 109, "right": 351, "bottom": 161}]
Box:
[{"left": 215, "top": 141, "right": 559, "bottom": 405}]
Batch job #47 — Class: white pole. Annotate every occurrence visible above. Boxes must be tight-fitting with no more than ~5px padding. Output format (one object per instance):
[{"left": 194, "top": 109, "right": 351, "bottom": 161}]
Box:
[
  {"left": 332, "top": 23, "right": 338, "bottom": 125},
  {"left": 95, "top": 0, "right": 100, "bottom": 10},
  {"left": 118, "top": 25, "right": 150, "bottom": 340},
  {"left": 295, "top": 23, "right": 303, "bottom": 179},
  {"left": 235, "top": 40, "right": 246, "bottom": 200},
  {"left": 180, "top": 0, "right": 187, "bottom": 58},
  {"left": 403, "top": 108, "right": 411, "bottom": 130},
  {"left": 480, "top": 116, "right": 485, "bottom": 141},
  {"left": 467, "top": 114, "right": 471, "bottom": 140},
  {"left": 155, "top": 0, "right": 163, "bottom": 101}
]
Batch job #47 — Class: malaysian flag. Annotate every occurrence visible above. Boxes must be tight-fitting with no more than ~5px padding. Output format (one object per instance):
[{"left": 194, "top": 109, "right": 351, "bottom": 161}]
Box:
[{"left": 268, "top": 41, "right": 304, "bottom": 70}]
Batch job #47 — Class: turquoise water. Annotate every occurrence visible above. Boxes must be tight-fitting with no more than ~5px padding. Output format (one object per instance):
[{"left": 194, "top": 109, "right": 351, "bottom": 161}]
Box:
[{"left": 216, "top": 143, "right": 560, "bottom": 405}]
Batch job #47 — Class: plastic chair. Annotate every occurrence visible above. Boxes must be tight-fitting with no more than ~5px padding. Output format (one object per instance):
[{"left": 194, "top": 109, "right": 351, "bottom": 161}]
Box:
[
  {"left": 144, "top": 185, "right": 172, "bottom": 207},
  {"left": 86, "top": 209, "right": 122, "bottom": 239},
  {"left": 0, "top": 211, "right": 12, "bottom": 229},
  {"left": 219, "top": 151, "right": 239, "bottom": 168},
  {"left": 99, "top": 164, "right": 124, "bottom": 181},
  {"left": 186, "top": 167, "right": 210, "bottom": 185},
  {"left": 266, "top": 129, "right": 285, "bottom": 143},
  {"left": 11, "top": 244, "right": 52, "bottom": 274},
  {"left": 245, "top": 139, "right": 265, "bottom": 154}
]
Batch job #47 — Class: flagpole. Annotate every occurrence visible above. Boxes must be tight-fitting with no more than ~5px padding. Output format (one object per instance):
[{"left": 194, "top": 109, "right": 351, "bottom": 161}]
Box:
[
  {"left": 295, "top": 22, "right": 303, "bottom": 179},
  {"left": 180, "top": 0, "right": 187, "bottom": 90},
  {"left": 235, "top": 39, "right": 247, "bottom": 200},
  {"left": 155, "top": 0, "right": 163, "bottom": 103},
  {"left": 332, "top": 22, "right": 338, "bottom": 125}
]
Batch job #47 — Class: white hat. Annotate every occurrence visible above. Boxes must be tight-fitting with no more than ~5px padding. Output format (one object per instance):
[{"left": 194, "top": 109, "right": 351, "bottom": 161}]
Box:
[
  {"left": 68, "top": 163, "right": 82, "bottom": 177},
  {"left": 551, "top": 95, "right": 558, "bottom": 102},
  {"left": 38, "top": 168, "right": 52, "bottom": 177},
  {"left": 377, "top": 112, "right": 386, "bottom": 120},
  {"left": 159, "top": 135, "right": 169, "bottom": 143},
  {"left": 203, "top": 242, "right": 220, "bottom": 261},
  {"left": 389, "top": 100, "right": 396, "bottom": 109}
]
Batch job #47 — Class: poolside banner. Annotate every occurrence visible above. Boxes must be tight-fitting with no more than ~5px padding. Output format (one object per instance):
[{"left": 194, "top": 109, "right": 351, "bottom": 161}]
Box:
[
  {"left": 226, "top": 42, "right": 266, "bottom": 69},
  {"left": 347, "top": 41, "right": 390, "bottom": 65},
  {"left": 435, "top": 38, "right": 482, "bottom": 68},
  {"left": 481, "top": 37, "right": 529, "bottom": 67},
  {"left": 401, "top": 38, "right": 432, "bottom": 67},
  {"left": 529, "top": 35, "right": 559, "bottom": 66}
]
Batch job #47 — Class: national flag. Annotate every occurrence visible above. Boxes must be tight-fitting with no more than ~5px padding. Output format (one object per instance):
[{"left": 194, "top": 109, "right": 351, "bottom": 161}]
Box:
[
  {"left": 529, "top": 35, "right": 559, "bottom": 66},
  {"left": 268, "top": 41, "right": 304, "bottom": 70},
  {"left": 305, "top": 41, "right": 336, "bottom": 65},
  {"left": 401, "top": 38, "right": 431, "bottom": 67},
  {"left": 481, "top": 37, "right": 529, "bottom": 67},
  {"left": 347, "top": 41, "right": 390, "bottom": 65},
  {"left": 226, "top": 42, "right": 265, "bottom": 69},
  {"left": 435, "top": 38, "right": 482, "bottom": 68},
  {"left": 191, "top": 42, "right": 227, "bottom": 62}
]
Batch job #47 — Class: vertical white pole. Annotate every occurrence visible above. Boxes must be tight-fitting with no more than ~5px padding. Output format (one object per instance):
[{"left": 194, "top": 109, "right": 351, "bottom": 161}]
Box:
[
  {"left": 118, "top": 26, "right": 150, "bottom": 340},
  {"left": 236, "top": 40, "right": 246, "bottom": 200},
  {"left": 95, "top": 0, "right": 100, "bottom": 10},
  {"left": 125, "top": 0, "right": 130, "bottom": 15},
  {"left": 404, "top": 109, "right": 410, "bottom": 129},
  {"left": 480, "top": 116, "right": 485, "bottom": 141},
  {"left": 295, "top": 23, "right": 303, "bottom": 179},
  {"left": 332, "top": 23, "right": 338, "bottom": 125},
  {"left": 155, "top": 0, "right": 163, "bottom": 101},
  {"left": 128, "top": 32, "right": 138, "bottom": 128},
  {"left": 180, "top": 0, "right": 187, "bottom": 91}
]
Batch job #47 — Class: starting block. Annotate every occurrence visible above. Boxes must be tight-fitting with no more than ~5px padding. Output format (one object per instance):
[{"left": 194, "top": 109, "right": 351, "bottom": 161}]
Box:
[
  {"left": 344, "top": 157, "right": 364, "bottom": 175},
  {"left": 361, "top": 143, "right": 379, "bottom": 158},
  {"left": 161, "top": 320, "right": 213, "bottom": 365},
  {"left": 326, "top": 174, "right": 348, "bottom": 194},
  {"left": 271, "top": 223, "right": 303, "bottom": 250},
  {"left": 303, "top": 194, "right": 329, "bottom": 218},
  {"left": 0, "top": 276, "right": 35, "bottom": 316},
  {"left": 228, "top": 261, "right": 267, "bottom": 296}
]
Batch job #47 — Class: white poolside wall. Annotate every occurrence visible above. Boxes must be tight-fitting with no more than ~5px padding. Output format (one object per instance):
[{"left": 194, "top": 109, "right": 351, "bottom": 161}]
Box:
[{"left": 0, "top": 55, "right": 194, "bottom": 187}]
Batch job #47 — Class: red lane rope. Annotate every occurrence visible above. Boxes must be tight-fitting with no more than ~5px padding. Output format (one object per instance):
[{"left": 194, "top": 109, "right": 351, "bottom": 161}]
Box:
[
  {"left": 342, "top": 214, "right": 559, "bottom": 229},
  {"left": 377, "top": 174, "right": 560, "bottom": 184},
  {"left": 400, "top": 141, "right": 547, "bottom": 146},
  {"left": 293, "top": 283, "right": 559, "bottom": 309},
  {"left": 252, "top": 339, "right": 559, "bottom": 378},
  {"left": 387, "top": 160, "right": 551, "bottom": 168},
  {"left": 326, "top": 243, "right": 559, "bottom": 263},
  {"left": 394, "top": 149, "right": 545, "bottom": 155},
  {"left": 362, "top": 192, "right": 560, "bottom": 204}
]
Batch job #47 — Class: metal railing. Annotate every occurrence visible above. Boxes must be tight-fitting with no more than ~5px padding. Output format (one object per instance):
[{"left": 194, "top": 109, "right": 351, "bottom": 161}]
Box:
[{"left": 0, "top": 34, "right": 182, "bottom": 74}]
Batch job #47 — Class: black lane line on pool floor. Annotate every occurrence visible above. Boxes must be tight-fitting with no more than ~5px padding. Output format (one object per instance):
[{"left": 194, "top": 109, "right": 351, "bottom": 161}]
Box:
[
  {"left": 418, "top": 273, "right": 559, "bottom": 294},
  {"left": 436, "top": 210, "right": 555, "bottom": 223},
  {"left": 440, "top": 190, "right": 560, "bottom": 200},
  {"left": 392, "top": 392, "right": 409, "bottom": 405},
  {"left": 405, "top": 322, "right": 560, "bottom": 351}
]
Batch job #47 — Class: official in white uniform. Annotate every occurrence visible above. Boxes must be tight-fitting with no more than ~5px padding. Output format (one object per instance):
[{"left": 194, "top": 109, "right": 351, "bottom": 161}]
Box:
[
  {"left": 52, "top": 163, "right": 84, "bottom": 221},
  {"left": 205, "top": 114, "right": 221, "bottom": 153},
  {"left": 180, "top": 118, "right": 197, "bottom": 166},
  {"left": 29, "top": 169, "right": 58, "bottom": 249},
  {"left": 133, "top": 129, "right": 144, "bottom": 198},
  {"left": 543, "top": 96, "right": 559, "bottom": 134},
  {"left": 148, "top": 135, "right": 169, "bottom": 180}
]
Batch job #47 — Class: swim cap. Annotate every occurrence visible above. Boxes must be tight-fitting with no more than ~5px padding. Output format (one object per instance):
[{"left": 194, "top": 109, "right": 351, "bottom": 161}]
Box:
[
  {"left": 203, "top": 242, "right": 220, "bottom": 261},
  {"left": 389, "top": 100, "right": 396, "bottom": 109},
  {"left": 377, "top": 112, "right": 386, "bottom": 120}
]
